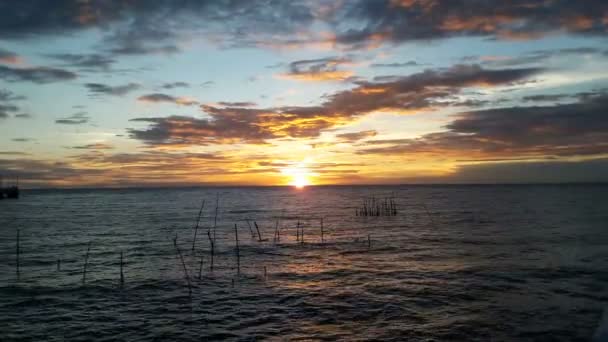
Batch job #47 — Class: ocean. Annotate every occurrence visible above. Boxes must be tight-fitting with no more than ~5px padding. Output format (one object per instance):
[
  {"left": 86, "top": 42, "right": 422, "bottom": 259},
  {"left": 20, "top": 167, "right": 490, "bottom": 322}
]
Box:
[{"left": 1, "top": 185, "right": 607, "bottom": 341}]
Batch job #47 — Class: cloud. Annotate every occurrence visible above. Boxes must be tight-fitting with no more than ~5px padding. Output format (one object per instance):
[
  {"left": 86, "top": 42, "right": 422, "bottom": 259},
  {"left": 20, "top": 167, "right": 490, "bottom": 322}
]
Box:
[
  {"left": 330, "top": 1, "right": 608, "bottom": 47},
  {"left": 45, "top": 53, "right": 116, "bottom": 72},
  {"left": 467, "top": 47, "right": 606, "bottom": 67},
  {"left": 161, "top": 82, "right": 190, "bottom": 89},
  {"left": 359, "top": 92, "right": 608, "bottom": 159},
  {"left": 0, "top": 48, "right": 21, "bottom": 64},
  {"left": 85, "top": 82, "right": 140, "bottom": 97},
  {"left": 0, "top": 89, "right": 25, "bottom": 102},
  {"left": 0, "top": 1, "right": 607, "bottom": 53},
  {"left": 446, "top": 158, "right": 608, "bottom": 183},
  {"left": 217, "top": 101, "right": 257, "bottom": 107},
  {"left": 68, "top": 143, "right": 114, "bottom": 150},
  {"left": 129, "top": 64, "right": 542, "bottom": 146},
  {"left": 0, "top": 65, "right": 77, "bottom": 83},
  {"left": 336, "top": 130, "right": 378, "bottom": 142},
  {"left": 138, "top": 93, "right": 198, "bottom": 106},
  {"left": 370, "top": 61, "right": 422, "bottom": 67},
  {"left": 0, "top": 151, "right": 29, "bottom": 156},
  {"left": 55, "top": 112, "right": 90, "bottom": 125},
  {"left": 12, "top": 138, "right": 34, "bottom": 142},
  {"left": 14, "top": 113, "right": 32, "bottom": 119},
  {"left": 278, "top": 57, "right": 354, "bottom": 82}
]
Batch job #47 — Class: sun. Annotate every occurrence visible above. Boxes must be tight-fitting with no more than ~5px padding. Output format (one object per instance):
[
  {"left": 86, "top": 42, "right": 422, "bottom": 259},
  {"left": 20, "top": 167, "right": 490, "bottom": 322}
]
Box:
[
  {"left": 280, "top": 161, "right": 313, "bottom": 188},
  {"left": 292, "top": 173, "right": 310, "bottom": 189}
]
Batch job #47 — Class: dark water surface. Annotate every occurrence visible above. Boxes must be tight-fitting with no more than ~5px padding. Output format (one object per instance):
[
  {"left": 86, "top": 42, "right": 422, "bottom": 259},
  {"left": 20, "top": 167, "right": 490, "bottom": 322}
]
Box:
[{"left": 1, "top": 185, "right": 607, "bottom": 341}]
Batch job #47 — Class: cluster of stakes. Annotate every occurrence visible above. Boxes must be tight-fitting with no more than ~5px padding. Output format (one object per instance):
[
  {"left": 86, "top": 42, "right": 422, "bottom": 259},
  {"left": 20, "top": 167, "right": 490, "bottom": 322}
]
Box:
[{"left": 12, "top": 194, "right": 398, "bottom": 297}]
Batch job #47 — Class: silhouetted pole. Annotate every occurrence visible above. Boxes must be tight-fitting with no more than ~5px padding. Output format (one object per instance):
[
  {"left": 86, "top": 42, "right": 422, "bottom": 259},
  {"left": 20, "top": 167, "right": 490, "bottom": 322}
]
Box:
[
  {"left": 234, "top": 224, "right": 240, "bottom": 275},
  {"left": 320, "top": 218, "right": 324, "bottom": 243},
  {"left": 192, "top": 199, "right": 206, "bottom": 252},
  {"left": 198, "top": 254, "right": 204, "bottom": 280},
  {"left": 207, "top": 231, "right": 215, "bottom": 271},
  {"left": 173, "top": 236, "right": 192, "bottom": 297}
]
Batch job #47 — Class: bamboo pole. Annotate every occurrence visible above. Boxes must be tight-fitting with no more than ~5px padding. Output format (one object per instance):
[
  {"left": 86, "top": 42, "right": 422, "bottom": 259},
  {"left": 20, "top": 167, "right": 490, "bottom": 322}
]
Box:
[
  {"left": 254, "top": 221, "right": 263, "bottom": 242},
  {"left": 273, "top": 219, "right": 279, "bottom": 244},
  {"left": 191, "top": 199, "right": 206, "bottom": 252},
  {"left": 367, "top": 234, "right": 371, "bottom": 249},
  {"left": 198, "top": 254, "right": 204, "bottom": 280},
  {"left": 320, "top": 218, "right": 324, "bottom": 243},
  {"left": 173, "top": 236, "right": 192, "bottom": 297},
  {"left": 82, "top": 241, "right": 91, "bottom": 286},
  {"left": 246, "top": 219, "right": 256, "bottom": 239},
  {"left": 207, "top": 231, "right": 215, "bottom": 271}
]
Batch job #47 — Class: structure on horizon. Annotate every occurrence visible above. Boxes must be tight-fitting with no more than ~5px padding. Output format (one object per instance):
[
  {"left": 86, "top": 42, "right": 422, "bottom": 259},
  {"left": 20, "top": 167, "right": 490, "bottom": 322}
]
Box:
[{"left": 0, "top": 175, "right": 19, "bottom": 199}]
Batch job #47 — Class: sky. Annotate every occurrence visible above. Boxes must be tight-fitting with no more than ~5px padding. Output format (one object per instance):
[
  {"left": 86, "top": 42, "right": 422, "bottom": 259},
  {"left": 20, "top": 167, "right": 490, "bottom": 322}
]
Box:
[{"left": 1, "top": 0, "right": 608, "bottom": 187}]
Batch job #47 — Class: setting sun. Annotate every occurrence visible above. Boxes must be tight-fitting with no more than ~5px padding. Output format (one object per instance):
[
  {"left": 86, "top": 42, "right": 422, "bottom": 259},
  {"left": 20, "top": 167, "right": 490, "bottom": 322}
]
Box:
[{"left": 280, "top": 161, "right": 313, "bottom": 188}]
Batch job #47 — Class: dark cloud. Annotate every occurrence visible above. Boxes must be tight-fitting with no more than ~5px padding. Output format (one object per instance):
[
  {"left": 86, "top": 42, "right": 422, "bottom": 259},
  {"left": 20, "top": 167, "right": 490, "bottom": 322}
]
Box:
[
  {"left": 471, "top": 47, "right": 606, "bottom": 67},
  {"left": 522, "top": 94, "right": 571, "bottom": 102},
  {"left": 217, "top": 101, "right": 257, "bottom": 107},
  {"left": 14, "top": 113, "right": 32, "bottom": 119},
  {"left": 45, "top": 53, "right": 116, "bottom": 71},
  {"left": 359, "top": 92, "right": 608, "bottom": 159},
  {"left": 85, "top": 82, "right": 140, "bottom": 97},
  {"left": 55, "top": 112, "right": 89, "bottom": 125},
  {"left": 336, "top": 130, "right": 378, "bottom": 142},
  {"left": 447, "top": 158, "right": 608, "bottom": 183},
  {"left": 12, "top": 138, "right": 34, "bottom": 142},
  {"left": 130, "top": 64, "right": 542, "bottom": 146},
  {"left": 0, "top": 89, "right": 26, "bottom": 102},
  {"left": 68, "top": 143, "right": 114, "bottom": 150},
  {"left": 331, "top": 1, "right": 608, "bottom": 47},
  {"left": 0, "top": 104, "right": 19, "bottom": 118},
  {"left": 138, "top": 93, "right": 198, "bottom": 106},
  {"left": 371, "top": 61, "right": 422, "bottom": 68},
  {"left": 0, "top": 65, "right": 77, "bottom": 83},
  {"left": 0, "top": 1, "right": 607, "bottom": 52},
  {"left": 279, "top": 57, "right": 354, "bottom": 81},
  {"left": 161, "top": 82, "right": 190, "bottom": 89}
]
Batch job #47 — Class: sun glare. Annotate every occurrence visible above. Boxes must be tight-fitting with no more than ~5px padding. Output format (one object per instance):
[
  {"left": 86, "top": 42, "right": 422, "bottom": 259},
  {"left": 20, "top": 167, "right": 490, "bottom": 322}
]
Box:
[{"left": 280, "top": 161, "right": 313, "bottom": 188}]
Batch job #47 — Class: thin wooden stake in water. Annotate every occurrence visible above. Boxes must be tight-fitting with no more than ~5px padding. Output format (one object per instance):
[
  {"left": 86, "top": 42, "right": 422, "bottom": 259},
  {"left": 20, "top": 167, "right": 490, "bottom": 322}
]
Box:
[
  {"left": 120, "top": 250, "right": 125, "bottom": 287},
  {"left": 57, "top": 258, "right": 61, "bottom": 271},
  {"left": 320, "top": 218, "right": 324, "bottom": 243},
  {"left": 296, "top": 221, "right": 300, "bottom": 242},
  {"left": 246, "top": 219, "right": 256, "bottom": 239},
  {"left": 254, "top": 221, "right": 263, "bottom": 242},
  {"left": 16, "top": 229, "right": 20, "bottom": 280},
  {"left": 191, "top": 199, "right": 206, "bottom": 252},
  {"left": 173, "top": 236, "right": 192, "bottom": 297},
  {"left": 273, "top": 219, "right": 279, "bottom": 244},
  {"left": 264, "top": 266, "right": 267, "bottom": 281},
  {"left": 367, "top": 234, "right": 371, "bottom": 249},
  {"left": 82, "top": 241, "right": 91, "bottom": 286},
  {"left": 207, "top": 230, "right": 215, "bottom": 271},
  {"left": 234, "top": 224, "right": 240, "bottom": 275},
  {"left": 198, "top": 254, "right": 204, "bottom": 280}
]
